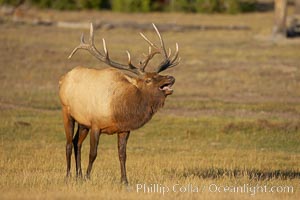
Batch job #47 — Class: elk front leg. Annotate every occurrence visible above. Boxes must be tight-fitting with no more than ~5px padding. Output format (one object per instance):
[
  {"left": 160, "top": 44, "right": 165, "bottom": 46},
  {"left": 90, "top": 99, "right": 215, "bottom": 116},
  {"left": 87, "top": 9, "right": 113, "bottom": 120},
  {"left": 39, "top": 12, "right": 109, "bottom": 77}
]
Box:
[
  {"left": 73, "top": 124, "right": 89, "bottom": 178},
  {"left": 62, "top": 107, "right": 75, "bottom": 178},
  {"left": 118, "top": 131, "right": 130, "bottom": 184},
  {"left": 86, "top": 128, "right": 100, "bottom": 179}
]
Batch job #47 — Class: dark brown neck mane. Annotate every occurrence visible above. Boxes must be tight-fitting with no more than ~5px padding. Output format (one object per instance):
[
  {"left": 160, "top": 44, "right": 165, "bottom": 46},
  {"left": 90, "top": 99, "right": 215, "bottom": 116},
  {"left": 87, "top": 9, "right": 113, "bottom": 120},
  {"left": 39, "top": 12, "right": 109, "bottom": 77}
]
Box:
[{"left": 111, "top": 86, "right": 165, "bottom": 132}]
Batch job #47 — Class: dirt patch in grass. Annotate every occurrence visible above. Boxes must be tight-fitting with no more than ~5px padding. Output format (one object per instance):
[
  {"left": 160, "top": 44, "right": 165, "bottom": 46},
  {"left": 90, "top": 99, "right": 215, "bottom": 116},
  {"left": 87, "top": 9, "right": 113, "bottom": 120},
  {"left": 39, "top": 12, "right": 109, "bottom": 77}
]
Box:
[
  {"left": 222, "top": 119, "right": 300, "bottom": 134},
  {"left": 170, "top": 167, "right": 300, "bottom": 180}
]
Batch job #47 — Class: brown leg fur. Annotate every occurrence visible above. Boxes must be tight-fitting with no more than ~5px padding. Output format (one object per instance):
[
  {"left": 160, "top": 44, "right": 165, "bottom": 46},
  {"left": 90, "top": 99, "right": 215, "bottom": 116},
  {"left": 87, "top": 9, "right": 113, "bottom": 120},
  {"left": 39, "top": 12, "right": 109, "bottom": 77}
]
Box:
[
  {"left": 86, "top": 128, "right": 100, "bottom": 179},
  {"left": 73, "top": 124, "right": 89, "bottom": 178},
  {"left": 62, "top": 106, "right": 75, "bottom": 178},
  {"left": 118, "top": 131, "right": 130, "bottom": 184}
]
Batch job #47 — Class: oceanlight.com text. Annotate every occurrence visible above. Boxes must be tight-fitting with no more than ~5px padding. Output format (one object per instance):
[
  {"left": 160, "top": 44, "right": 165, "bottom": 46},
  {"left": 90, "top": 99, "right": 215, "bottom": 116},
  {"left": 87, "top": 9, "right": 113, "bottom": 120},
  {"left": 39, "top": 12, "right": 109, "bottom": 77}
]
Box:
[{"left": 136, "top": 183, "right": 294, "bottom": 196}]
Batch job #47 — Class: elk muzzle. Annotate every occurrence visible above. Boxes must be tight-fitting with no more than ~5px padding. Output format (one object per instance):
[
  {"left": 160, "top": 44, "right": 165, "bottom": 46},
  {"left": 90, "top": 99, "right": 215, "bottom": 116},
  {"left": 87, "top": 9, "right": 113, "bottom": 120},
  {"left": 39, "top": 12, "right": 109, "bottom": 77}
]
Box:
[{"left": 159, "top": 76, "right": 175, "bottom": 96}]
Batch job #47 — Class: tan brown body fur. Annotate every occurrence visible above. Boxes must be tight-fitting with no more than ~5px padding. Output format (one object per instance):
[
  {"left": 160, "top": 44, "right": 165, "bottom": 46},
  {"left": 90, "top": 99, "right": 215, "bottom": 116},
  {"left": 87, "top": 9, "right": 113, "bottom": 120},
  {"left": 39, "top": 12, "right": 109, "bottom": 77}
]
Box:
[{"left": 59, "top": 66, "right": 166, "bottom": 134}]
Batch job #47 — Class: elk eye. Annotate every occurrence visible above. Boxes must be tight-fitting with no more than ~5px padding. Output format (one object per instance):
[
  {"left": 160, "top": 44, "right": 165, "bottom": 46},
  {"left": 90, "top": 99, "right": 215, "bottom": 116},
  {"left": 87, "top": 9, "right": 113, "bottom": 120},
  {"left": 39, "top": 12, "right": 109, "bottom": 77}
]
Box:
[{"left": 145, "top": 78, "right": 152, "bottom": 84}]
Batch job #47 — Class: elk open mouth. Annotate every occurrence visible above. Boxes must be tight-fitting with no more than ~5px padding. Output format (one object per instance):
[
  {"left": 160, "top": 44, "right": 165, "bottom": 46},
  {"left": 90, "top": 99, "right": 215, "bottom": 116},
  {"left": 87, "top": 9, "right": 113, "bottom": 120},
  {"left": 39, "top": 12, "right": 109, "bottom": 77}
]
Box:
[
  {"left": 159, "top": 78, "right": 175, "bottom": 95},
  {"left": 159, "top": 83, "right": 173, "bottom": 91}
]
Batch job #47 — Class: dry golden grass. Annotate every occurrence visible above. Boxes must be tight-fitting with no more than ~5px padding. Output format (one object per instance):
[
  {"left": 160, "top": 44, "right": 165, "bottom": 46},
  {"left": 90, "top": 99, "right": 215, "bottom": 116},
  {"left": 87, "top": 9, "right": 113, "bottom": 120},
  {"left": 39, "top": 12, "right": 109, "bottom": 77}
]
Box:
[{"left": 0, "top": 8, "right": 300, "bottom": 199}]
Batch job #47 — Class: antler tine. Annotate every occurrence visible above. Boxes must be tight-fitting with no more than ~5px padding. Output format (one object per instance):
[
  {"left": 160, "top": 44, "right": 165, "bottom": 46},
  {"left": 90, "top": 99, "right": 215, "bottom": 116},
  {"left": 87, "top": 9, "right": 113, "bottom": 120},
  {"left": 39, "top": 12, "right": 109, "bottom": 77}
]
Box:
[
  {"left": 169, "top": 43, "right": 180, "bottom": 67},
  {"left": 126, "top": 50, "right": 131, "bottom": 64},
  {"left": 152, "top": 23, "right": 168, "bottom": 58},
  {"left": 169, "top": 57, "right": 181, "bottom": 68},
  {"left": 139, "top": 32, "right": 159, "bottom": 49},
  {"left": 68, "top": 33, "right": 86, "bottom": 59},
  {"left": 126, "top": 50, "right": 137, "bottom": 69},
  {"left": 89, "top": 23, "right": 94, "bottom": 45},
  {"left": 80, "top": 33, "right": 85, "bottom": 44},
  {"left": 168, "top": 48, "right": 172, "bottom": 58},
  {"left": 68, "top": 47, "right": 78, "bottom": 59},
  {"left": 102, "top": 38, "right": 109, "bottom": 58},
  {"left": 171, "top": 43, "right": 179, "bottom": 62}
]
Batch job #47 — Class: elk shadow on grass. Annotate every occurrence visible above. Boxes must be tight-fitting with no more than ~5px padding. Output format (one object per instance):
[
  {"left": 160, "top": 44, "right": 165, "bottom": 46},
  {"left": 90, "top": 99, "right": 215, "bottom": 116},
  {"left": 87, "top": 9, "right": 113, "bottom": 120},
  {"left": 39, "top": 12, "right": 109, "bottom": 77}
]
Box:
[{"left": 165, "top": 167, "right": 300, "bottom": 180}]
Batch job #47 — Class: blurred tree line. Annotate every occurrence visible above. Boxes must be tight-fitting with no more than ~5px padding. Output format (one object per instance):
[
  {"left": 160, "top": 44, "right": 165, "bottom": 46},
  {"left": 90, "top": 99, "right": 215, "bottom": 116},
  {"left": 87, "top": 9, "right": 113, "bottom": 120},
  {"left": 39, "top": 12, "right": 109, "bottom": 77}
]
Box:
[{"left": 0, "top": 0, "right": 258, "bottom": 14}]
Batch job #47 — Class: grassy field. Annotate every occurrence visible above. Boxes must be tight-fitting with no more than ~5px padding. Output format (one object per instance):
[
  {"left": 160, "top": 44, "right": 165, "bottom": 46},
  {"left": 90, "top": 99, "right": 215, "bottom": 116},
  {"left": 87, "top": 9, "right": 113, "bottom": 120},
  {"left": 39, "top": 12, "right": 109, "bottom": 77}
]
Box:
[{"left": 0, "top": 8, "right": 300, "bottom": 199}]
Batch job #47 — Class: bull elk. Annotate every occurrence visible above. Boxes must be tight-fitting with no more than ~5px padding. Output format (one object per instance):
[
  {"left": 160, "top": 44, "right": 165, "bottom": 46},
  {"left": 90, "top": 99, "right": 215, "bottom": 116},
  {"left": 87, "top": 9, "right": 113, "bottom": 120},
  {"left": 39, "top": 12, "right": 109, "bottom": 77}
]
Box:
[{"left": 59, "top": 23, "right": 180, "bottom": 184}]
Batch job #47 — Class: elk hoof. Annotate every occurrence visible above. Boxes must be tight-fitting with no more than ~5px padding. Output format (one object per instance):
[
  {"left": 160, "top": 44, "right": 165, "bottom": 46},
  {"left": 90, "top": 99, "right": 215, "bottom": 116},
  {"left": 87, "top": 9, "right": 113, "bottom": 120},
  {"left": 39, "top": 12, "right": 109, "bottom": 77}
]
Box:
[
  {"left": 85, "top": 174, "right": 91, "bottom": 181},
  {"left": 76, "top": 172, "right": 83, "bottom": 179},
  {"left": 121, "top": 179, "right": 128, "bottom": 185},
  {"left": 64, "top": 174, "right": 72, "bottom": 184},
  {"left": 65, "top": 172, "right": 71, "bottom": 178}
]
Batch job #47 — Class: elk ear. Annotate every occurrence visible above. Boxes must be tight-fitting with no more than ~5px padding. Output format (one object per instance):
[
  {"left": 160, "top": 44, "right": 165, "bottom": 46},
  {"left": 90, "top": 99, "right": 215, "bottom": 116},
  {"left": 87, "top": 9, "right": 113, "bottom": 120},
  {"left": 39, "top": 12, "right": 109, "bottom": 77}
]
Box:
[{"left": 124, "top": 74, "right": 138, "bottom": 87}]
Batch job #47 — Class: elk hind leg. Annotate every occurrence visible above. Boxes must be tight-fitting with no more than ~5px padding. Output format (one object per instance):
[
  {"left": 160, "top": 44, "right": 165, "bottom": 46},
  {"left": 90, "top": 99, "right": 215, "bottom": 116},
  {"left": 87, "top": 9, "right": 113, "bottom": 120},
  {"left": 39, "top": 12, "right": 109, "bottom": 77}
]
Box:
[
  {"left": 86, "top": 128, "right": 100, "bottom": 179},
  {"left": 62, "top": 107, "right": 75, "bottom": 178},
  {"left": 118, "top": 131, "right": 130, "bottom": 184},
  {"left": 73, "top": 124, "right": 89, "bottom": 178}
]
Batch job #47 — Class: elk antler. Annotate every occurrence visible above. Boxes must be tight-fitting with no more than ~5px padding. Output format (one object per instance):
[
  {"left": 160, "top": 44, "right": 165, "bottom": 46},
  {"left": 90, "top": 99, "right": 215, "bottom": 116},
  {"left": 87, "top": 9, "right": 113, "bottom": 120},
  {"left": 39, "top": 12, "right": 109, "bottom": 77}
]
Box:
[
  {"left": 139, "top": 23, "right": 180, "bottom": 73},
  {"left": 68, "top": 23, "right": 143, "bottom": 76},
  {"left": 69, "top": 23, "right": 179, "bottom": 75}
]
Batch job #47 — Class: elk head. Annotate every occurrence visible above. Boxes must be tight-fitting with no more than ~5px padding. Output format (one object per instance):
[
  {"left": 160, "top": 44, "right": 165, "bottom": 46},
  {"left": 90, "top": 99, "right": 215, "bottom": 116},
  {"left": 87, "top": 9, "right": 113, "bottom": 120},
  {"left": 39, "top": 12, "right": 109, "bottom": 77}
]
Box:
[{"left": 68, "top": 23, "right": 180, "bottom": 97}]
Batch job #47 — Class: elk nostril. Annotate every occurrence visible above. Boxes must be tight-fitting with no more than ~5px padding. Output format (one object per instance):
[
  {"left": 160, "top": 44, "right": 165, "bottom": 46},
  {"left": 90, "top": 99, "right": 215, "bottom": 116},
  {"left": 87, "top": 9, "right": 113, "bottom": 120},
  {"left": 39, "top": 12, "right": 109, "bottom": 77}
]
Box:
[{"left": 167, "top": 76, "right": 175, "bottom": 82}]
